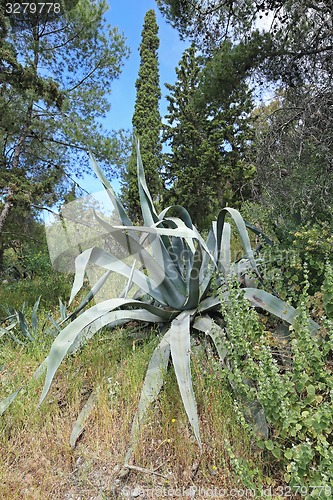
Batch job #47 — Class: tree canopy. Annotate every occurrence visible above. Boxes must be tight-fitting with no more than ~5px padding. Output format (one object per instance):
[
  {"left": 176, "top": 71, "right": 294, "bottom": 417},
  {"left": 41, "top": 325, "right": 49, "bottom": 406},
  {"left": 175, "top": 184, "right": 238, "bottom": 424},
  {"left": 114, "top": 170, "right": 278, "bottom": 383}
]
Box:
[
  {"left": 0, "top": 0, "right": 130, "bottom": 266},
  {"left": 157, "top": 0, "right": 333, "bottom": 87},
  {"left": 163, "top": 44, "right": 255, "bottom": 229}
]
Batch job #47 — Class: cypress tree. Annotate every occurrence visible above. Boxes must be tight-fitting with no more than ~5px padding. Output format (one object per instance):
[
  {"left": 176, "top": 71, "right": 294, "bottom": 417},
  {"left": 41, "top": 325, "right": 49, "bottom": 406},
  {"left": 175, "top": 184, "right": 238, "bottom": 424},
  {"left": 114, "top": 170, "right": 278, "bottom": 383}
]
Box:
[
  {"left": 122, "top": 10, "right": 162, "bottom": 221},
  {"left": 163, "top": 44, "right": 255, "bottom": 230}
]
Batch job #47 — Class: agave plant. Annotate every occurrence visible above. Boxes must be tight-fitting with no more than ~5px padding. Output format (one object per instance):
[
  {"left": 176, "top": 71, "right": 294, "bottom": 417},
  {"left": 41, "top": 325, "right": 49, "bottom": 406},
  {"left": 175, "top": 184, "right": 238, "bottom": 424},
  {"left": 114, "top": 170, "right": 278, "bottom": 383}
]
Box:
[
  {"left": 1, "top": 141, "right": 319, "bottom": 465},
  {"left": 0, "top": 298, "right": 41, "bottom": 344}
]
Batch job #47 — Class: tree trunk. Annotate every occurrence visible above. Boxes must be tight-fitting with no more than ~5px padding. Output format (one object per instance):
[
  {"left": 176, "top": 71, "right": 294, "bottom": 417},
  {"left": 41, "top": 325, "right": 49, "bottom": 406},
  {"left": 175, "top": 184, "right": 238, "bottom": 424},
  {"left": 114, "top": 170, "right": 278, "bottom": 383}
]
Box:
[{"left": 0, "top": 188, "right": 14, "bottom": 235}]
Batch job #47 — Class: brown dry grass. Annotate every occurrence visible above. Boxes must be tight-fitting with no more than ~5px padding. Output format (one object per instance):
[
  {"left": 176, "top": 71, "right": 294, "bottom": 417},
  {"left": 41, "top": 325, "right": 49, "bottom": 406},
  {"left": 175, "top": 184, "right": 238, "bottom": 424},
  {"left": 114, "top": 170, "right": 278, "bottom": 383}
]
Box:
[{"left": 1, "top": 329, "right": 262, "bottom": 499}]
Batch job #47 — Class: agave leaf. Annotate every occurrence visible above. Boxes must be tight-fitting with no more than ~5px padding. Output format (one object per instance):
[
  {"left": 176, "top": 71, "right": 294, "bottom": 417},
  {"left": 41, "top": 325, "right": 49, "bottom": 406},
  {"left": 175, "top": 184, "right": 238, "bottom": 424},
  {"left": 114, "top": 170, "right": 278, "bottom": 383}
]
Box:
[
  {"left": 112, "top": 224, "right": 202, "bottom": 241},
  {"left": 217, "top": 208, "right": 257, "bottom": 273},
  {"left": 158, "top": 205, "right": 193, "bottom": 229},
  {"left": 39, "top": 299, "right": 176, "bottom": 405},
  {"left": 111, "top": 225, "right": 216, "bottom": 286},
  {"left": 58, "top": 298, "right": 67, "bottom": 322},
  {"left": 206, "top": 224, "right": 218, "bottom": 258},
  {"left": 88, "top": 246, "right": 185, "bottom": 309},
  {"left": 231, "top": 258, "right": 257, "bottom": 278},
  {"left": 160, "top": 215, "right": 214, "bottom": 268},
  {"left": 18, "top": 311, "right": 34, "bottom": 341},
  {"left": 70, "top": 386, "right": 100, "bottom": 449},
  {"left": 193, "top": 316, "right": 228, "bottom": 365},
  {"left": 33, "top": 357, "right": 48, "bottom": 380},
  {"left": 0, "top": 322, "right": 17, "bottom": 334},
  {"left": 169, "top": 311, "right": 202, "bottom": 451},
  {"left": 93, "top": 212, "right": 187, "bottom": 298},
  {"left": 123, "top": 259, "right": 136, "bottom": 298},
  {"left": 68, "top": 308, "right": 168, "bottom": 354},
  {"left": 250, "top": 401, "right": 269, "bottom": 439},
  {"left": 170, "top": 235, "right": 186, "bottom": 276},
  {"left": 220, "top": 222, "right": 231, "bottom": 277},
  {"left": 163, "top": 216, "right": 196, "bottom": 254},
  {"left": 244, "top": 221, "right": 274, "bottom": 247},
  {"left": 158, "top": 206, "right": 197, "bottom": 267},
  {"left": 124, "top": 329, "right": 171, "bottom": 464},
  {"left": 185, "top": 246, "right": 203, "bottom": 309},
  {"left": 136, "top": 140, "right": 159, "bottom": 226},
  {"left": 1, "top": 329, "right": 25, "bottom": 344},
  {"left": 67, "top": 270, "right": 112, "bottom": 320},
  {"left": 197, "top": 296, "right": 221, "bottom": 313},
  {"left": 69, "top": 247, "right": 166, "bottom": 307},
  {"left": 201, "top": 226, "right": 217, "bottom": 280},
  {"left": 0, "top": 388, "right": 22, "bottom": 416},
  {"left": 46, "top": 313, "right": 62, "bottom": 335},
  {"left": 243, "top": 288, "right": 319, "bottom": 334},
  {"left": 89, "top": 152, "right": 133, "bottom": 228},
  {"left": 31, "top": 296, "right": 41, "bottom": 334}
]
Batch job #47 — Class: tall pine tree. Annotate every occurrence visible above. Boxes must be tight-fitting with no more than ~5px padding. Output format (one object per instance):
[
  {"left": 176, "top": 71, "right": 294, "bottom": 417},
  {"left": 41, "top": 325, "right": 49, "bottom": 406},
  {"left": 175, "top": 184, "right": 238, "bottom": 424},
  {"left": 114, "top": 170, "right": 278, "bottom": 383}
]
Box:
[
  {"left": 122, "top": 10, "right": 162, "bottom": 221},
  {"left": 163, "top": 44, "right": 255, "bottom": 230},
  {"left": 0, "top": 0, "right": 129, "bottom": 267}
]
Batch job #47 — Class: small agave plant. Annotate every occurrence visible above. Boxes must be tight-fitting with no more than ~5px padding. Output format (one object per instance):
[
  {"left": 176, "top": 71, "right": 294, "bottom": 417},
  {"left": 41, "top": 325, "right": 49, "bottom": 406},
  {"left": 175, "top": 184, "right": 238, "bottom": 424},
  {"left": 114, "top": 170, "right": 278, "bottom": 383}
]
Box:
[{"left": 1, "top": 141, "right": 318, "bottom": 468}]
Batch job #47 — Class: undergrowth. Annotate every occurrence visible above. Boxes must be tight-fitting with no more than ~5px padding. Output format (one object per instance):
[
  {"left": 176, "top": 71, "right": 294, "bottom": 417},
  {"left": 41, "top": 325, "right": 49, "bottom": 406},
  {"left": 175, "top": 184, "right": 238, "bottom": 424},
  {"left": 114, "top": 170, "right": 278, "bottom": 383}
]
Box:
[
  {"left": 220, "top": 268, "right": 333, "bottom": 498},
  {"left": 0, "top": 325, "right": 259, "bottom": 499}
]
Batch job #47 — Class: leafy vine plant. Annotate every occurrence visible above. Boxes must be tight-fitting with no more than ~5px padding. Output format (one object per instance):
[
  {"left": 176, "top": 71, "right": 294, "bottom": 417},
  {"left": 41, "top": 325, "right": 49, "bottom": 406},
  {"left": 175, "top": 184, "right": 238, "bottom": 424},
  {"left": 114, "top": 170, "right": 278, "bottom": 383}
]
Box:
[{"left": 0, "top": 140, "right": 318, "bottom": 473}]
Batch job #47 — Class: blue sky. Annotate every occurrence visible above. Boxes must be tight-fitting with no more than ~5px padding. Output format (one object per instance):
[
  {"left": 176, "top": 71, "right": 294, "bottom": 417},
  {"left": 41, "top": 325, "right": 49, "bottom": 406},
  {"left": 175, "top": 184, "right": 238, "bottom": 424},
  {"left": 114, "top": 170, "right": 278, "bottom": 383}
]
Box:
[{"left": 78, "top": 0, "right": 188, "bottom": 194}]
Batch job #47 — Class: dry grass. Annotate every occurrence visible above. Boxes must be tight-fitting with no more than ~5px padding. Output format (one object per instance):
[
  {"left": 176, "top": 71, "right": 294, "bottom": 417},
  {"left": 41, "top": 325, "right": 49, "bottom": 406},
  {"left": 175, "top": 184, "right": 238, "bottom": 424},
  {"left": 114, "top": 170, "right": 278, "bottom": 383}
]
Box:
[{"left": 0, "top": 328, "right": 263, "bottom": 499}]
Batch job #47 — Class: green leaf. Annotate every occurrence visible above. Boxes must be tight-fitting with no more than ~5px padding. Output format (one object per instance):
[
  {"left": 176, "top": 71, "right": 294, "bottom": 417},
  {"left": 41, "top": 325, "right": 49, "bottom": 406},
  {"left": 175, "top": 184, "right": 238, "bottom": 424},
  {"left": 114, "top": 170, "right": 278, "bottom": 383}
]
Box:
[
  {"left": 193, "top": 316, "right": 228, "bottom": 365},
  {"left": 39, "top": 299, "right": 174, "bottom": 405},
  {"left": 31, "top": 296, "right": 41, "bottom": 334},
  {"left": 243, "top": 288, "right": 319, "bottom": 334},
  {"left": 265, "top": 439, "right": 274, "bottom": 451},
  {"left": 89, "top": 152, "right": 133, "bottom": 228},
  {"left": 136, "top": 139, "right": 159, "bottom": 226},
  {"left": 271, "top": 446, "right": 281, "bottom": 459},
  {"left": 0, "top": 388, "right": 22, "bottom": 416},
  {"left": 169, "top": 311, "right": 202, "bottom": 451}
]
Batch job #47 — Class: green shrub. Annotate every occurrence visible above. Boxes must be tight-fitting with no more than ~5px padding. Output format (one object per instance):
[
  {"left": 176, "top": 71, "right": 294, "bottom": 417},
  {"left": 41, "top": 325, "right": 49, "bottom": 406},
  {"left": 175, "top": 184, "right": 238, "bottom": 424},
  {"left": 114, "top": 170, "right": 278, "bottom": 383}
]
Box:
[
  {"left": 241, "top": 202, "right": 333, "bottom": 303},
  {"left": 221, "top": 273, "right": 333, "bottom": 496}
]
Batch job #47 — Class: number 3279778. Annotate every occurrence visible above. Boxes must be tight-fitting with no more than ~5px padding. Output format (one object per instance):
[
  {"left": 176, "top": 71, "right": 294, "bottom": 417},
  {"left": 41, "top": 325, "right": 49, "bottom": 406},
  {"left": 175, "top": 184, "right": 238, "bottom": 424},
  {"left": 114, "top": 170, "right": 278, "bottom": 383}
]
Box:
[{"left": 5, "top": 3, "right": 61, "bottom": 15}]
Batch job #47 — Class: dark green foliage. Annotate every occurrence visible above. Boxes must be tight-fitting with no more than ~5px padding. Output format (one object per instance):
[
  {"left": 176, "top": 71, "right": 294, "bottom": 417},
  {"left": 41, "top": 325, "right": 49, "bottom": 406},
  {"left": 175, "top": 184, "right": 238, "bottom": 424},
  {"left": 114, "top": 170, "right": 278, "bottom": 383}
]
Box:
[
  {"left": 157, "top": 0, "right": 333, "bottom": 87},
  {"left": 0, "top": 221, "right": 71, "bottom": 309},
  {"left": 323, "top": 262, "right": 333, "bottom": 320},
  {"left": 163, "top": 44, "right": 255, "bottom": 230},
  {"left": 0, "top": 0, "right": 130, "bottom": 259},
  {"left": 241, "top": 202, "right": 333, "bottom": 303},
  {"left": 221, "top": 276, "right": 333, "bottom": 493},
  {"left": 252, "top": 88, "right": 333, "bottom": 228},
  {"left": 122, "top": 10, "right": 163, "bottom": 221}
]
